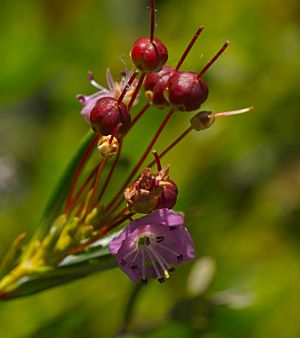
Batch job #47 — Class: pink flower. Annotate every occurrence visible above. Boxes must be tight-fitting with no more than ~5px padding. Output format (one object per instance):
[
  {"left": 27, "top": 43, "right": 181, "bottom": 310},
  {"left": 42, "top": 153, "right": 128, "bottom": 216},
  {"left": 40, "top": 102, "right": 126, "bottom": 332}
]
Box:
[
  {"left": 77, "top": 69, "right": 139, "bottom": 122},
  {"left": 108, "top": 209, "right": 195, "bottom": 284}
]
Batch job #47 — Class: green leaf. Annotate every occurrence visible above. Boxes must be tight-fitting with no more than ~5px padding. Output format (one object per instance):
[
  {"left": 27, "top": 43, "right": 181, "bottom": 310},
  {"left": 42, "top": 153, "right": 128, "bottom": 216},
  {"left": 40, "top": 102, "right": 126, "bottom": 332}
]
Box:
[
  {"left": 1, "top": 244, "right": 117, "bottom": 300},
  {"left": 35, "top": 130, "right": 95, "bottom": 240}
]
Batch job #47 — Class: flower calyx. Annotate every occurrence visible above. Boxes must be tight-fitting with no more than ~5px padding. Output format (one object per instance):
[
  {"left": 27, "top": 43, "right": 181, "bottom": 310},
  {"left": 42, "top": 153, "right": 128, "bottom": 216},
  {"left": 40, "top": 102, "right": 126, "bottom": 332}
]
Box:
[{"left": 124, "top": 165, "right": 178, "bottom": 214}]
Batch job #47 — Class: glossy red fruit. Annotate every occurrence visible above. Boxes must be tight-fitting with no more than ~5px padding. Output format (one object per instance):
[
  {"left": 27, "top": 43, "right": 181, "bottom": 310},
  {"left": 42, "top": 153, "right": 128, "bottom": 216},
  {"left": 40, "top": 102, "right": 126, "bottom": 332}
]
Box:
[
  {"left": 130, "top": 37, "right": 168, "bottom": 72},
  {"left": 165, "top": 71, "right": 209, "bottom": 111},
  {"left": 144, "top": 65, "right": 176, "bottom": 108},
  {"left": 90, "top": 97, "right": 131, "bottom": 135},
  {"left": 156, "top": 180, "right": 178, "bottom": 209}
]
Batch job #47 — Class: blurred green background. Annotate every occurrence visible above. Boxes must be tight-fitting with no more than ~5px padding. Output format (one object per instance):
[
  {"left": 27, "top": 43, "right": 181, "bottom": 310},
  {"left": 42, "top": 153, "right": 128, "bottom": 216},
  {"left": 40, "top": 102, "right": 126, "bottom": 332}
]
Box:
[{"left": 0, "top": 0, "right": 299, "bottom": 336}]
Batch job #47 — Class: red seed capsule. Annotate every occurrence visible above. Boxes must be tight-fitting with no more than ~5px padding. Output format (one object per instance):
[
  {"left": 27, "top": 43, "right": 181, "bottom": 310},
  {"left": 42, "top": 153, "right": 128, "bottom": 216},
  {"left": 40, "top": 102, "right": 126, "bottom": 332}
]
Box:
[
  {"left": 144, "top": 65, "right": 176, "bottom": 108},
  {"left": 165, "top": 71, "right": 209, "bottom": 112},
  {"left": 156, "top": 180, "right": 178, "bottom": 209},
  {"left": 90, "top": 97, "right": 131, "bottom": 136},
  {"left": 130, "top": 37, "right": 168, "bottom": 73}
]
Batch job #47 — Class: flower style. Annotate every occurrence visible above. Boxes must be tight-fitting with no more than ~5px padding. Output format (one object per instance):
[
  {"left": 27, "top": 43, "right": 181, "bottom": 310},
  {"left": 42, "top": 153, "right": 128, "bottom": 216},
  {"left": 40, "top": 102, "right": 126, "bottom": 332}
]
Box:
[
  {"left": 77, "top": 69, "right": 139, "bottom": 122},
  {"left": 108, "top": 209, "right": 195, "bottom": 284}
]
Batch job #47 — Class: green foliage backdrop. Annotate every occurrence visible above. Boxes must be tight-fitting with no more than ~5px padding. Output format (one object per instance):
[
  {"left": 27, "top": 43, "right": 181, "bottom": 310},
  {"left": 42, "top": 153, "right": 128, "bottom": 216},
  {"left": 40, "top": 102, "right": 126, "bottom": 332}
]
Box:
[{"left": 0, "top": 0, "right": 299, "bottom": 336}]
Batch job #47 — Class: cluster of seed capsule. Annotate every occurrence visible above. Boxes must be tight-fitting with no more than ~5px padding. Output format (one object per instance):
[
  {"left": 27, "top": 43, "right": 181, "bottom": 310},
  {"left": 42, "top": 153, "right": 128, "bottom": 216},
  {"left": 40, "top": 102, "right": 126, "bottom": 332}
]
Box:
[
  {"left": 78, "top": 0, "right": 251, "bottom": 217},
  {"left": 89, "top": 27, "right": 224, "bottom": 139}
]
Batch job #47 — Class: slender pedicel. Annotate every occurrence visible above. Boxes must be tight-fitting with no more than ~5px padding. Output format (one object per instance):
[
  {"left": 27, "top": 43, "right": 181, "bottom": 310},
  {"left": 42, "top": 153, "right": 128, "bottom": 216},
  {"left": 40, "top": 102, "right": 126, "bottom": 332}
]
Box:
[
  {"left": 152, "top": 150, "right": 162, "bottom": 170},
  {"left": 96, "top": 137, "right": 123, "bottom": 205},
  {"left": 197, "top": 41, "right": 230, "bottom": 79},
  {"left": 105, "top": 110, "right": 174, "bottom": 216},
  {"left": 85, "top": 157, "right": 107, "bottom": 214},
  {"left": 176, "top": 26, "right": 205, "bottom": 70},
  {"left": 64, "top": 135, "right": 98, "bottom": 215},
  {"left": 150, "top": 0, "right": 155, "bottom": 42},
  {"left": 128, "top": 73, "right": 146, "bottom": 110},
  {"left": 69, "top": 212, "right": 135, "bottom": 255},
  {"left": 117, "top": 71, "right": 138, "bottom": 104},
  {"left": 127, "top": 103, "right": 150, "bottom": 133}
]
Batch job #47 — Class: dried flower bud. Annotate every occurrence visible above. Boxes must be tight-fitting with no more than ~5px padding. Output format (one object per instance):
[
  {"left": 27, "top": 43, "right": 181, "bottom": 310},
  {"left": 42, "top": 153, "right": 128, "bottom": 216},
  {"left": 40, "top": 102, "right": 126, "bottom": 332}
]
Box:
[
  {"left": 144, "top": 65, "right": 176, "bottom": 108},
  {"left": 190, "top": 111, "right": 215, "bottom": 130},
  {"left": 97, "top": 135, "right": 119, "bottom": 157},
  {"left": 130, "top": 37, "right": 168, "bottom": 72},
  {"left": 90, "top": 97, "right": 131, "bottom": 135},
  {"left": 124, "top": 165, "right": 177, "bottom": 214},
  {"left": 164, "top": 71, "right": 208, "bottom": 111}
]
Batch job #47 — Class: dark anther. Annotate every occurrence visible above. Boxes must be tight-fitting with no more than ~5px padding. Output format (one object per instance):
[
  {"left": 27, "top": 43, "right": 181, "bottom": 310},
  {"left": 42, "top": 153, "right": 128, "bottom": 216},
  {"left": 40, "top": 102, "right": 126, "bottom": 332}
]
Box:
[
  {"left": 145, "top": 237, "right": 151, "bottom": 246},
  {"left": 169, "top": 226, "right": 177, "bottom": 231},
  {"left": 141, "top": 278, "right": 148, "bottom": 285},
  {"left": 156, "top": 236, "right": 164, "bottom": 243},
  {"left": 158, "top": 277, "right": 165, "bottom": 283},
  {"left": 120, "top": 259, "right": 126, "bottom": 266},
  {"left": 131, "top": 264, "right": 139, "bottom": 270},
  {"left": 177, "top": 254, "right": 183, "bottom": 262},
  {"left": 168, "top": 266, "right": 175, "bottom": 272}
]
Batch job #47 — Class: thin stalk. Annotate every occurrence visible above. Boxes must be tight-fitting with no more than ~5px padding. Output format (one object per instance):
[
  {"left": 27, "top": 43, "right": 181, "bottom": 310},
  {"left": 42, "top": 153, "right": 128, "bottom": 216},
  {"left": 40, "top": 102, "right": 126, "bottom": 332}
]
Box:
[
  {"left": 117, "top": 71, "right": 138, "bottom": 104},
  {"left": 64, "top": 135, "right": 98, "bottom": 215},
  {"left": 118, "top": 282, "right": 144, "bottom": 334},
  {"left": 71, "top": 163, "right": 99, "bottom": 210},
  {"left": 197, "top": 41, "right": 230, "bottom": 79},
  {"left": 150, "top": 0, "right": 155, "bottom": 42},
  {"left": 96, "top": 137, "right": 124, "bottom": 205},
  {"left": 128, "top": 73, "right": 145, "bottom": 110},
  {"left": 176, "top": 26, "right": 205, "bottom": 70},
  {"left": 127, "top": 103, "right": 150, "bottom": 133},
  {"left": 147, "top": 126, "right": 192, "bottom": 167},
  {"left": 105, "top": 110, "right": 174, "bottom": 216},
  {"left": 69, "top": 213, "right": 135, "bottom": 255},
  {"left": 86, "top": 157, "right": 107, "bottom": 214}
]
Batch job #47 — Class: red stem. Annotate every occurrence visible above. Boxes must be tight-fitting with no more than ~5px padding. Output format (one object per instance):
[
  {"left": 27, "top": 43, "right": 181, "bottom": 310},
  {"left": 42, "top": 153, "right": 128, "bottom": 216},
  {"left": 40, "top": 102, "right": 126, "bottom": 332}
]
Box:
[
  {"left": 150, "top": 0, "right": 155, "bottom": 42},
  {"left": 96, "top": 137, "right": 124, "bottom": 205},
  {"left": 128, "top": 73, "right": 145, "bottom": 110},
  {"left": 197, "top": 41, "right": 230, "bottom": 79},
  {"left": 64, "top": 135, "right": 98, "bottom": 215},
  {"left": 152, "top": 150, "right": 161, "bottom": 170},
  {"left": 71, "top": 163, "right": 99, "bottom": 209},
  {"left": 105, "top": 110, "right": 174, "bottom": 216},
  {"left": 86, "top": 157, "right": 107, "bottom": 214},
  {"left": 127, "top": 103, "right": 150, "bottom": 134},
  {"left": 148, "top": 126, "right": 193, "bottom": 167},
  {"left": 117, "top": 71, "right": 138, "bottom": 104},
  {"left": 176, "top": 26, "right": 205, "bottom": 71},
  {"left": 69, "top": 212, "right": 134, "bottom": 255}
]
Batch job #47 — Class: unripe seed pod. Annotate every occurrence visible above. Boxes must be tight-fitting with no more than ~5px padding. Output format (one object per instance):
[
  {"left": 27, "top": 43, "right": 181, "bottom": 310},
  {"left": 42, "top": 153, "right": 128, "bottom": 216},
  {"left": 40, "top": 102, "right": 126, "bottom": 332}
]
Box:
[
  {"left": 156, "top": 180, "right": 178, "bottom": 209},
  {"left": 190, "top": 111, "right": 215, "bottom": 130},
  {"left": 144, "top": 65, "right": 176, "bottom": 108},
  {"left": 90, "top": 97, "right": 131, "bottom": 136},
  {"left": 130, "top": 37, "right": 168, "bottom": 73},
  {"left": 165, "top": 71, "right": 208, "bottom": 111}
]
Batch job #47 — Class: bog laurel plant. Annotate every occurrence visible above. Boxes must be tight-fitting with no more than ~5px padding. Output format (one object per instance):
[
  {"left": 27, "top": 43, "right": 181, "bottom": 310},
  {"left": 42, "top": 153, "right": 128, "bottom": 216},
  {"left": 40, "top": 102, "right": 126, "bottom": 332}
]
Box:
[{"left": 0, "top": 0, "right": 252, "bottom": 300}]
